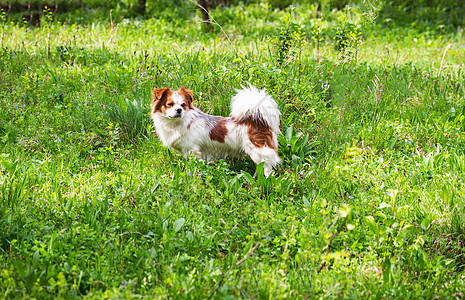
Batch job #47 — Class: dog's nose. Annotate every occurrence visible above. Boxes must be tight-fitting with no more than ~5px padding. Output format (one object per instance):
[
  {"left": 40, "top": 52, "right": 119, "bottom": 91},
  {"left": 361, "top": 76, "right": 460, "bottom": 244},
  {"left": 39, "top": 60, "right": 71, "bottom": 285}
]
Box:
[{"left": 176, "top": 108, "right": 182, "bottom": 114}]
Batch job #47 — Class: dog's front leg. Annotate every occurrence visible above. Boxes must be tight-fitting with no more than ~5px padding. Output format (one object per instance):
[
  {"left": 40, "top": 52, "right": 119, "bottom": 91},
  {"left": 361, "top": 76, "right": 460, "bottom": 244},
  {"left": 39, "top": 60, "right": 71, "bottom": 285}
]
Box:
[
  {"left": 181, "top": 147, "right": 204, "bottom": 161},
  {"left": 191, "top": 147, "right": 205, "bottom": 160},
  {"left": 161, "top": 131, "right": 182, "bottom": 149}
]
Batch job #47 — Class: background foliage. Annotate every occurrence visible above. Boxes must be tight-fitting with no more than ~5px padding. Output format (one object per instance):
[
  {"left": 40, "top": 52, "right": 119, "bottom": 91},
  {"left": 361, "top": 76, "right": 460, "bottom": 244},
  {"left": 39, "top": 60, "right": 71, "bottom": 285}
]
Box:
[{"left": 1, "top": 0, "right": 465, "bottom": 298}]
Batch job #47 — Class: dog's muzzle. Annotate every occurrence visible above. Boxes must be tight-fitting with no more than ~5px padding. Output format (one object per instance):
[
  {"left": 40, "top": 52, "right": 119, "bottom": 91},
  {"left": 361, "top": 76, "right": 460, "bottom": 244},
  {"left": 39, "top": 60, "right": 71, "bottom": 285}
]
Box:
[{"left": 169, "top": 110, "right": 183, "bottom": 119}]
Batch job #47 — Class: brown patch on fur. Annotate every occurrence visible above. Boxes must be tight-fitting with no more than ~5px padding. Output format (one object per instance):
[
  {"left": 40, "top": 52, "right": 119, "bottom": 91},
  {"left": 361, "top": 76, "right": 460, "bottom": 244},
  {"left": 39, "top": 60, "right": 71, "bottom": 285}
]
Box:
[
  {"left": 177, "top": 87, "right": 195, "bottom": 110},
  {"left": 151, "top": 87, "right": 172, "bottom": 114},
  {"left": 209, "top": 117, "right": 229, "bottom": 143},
  {"left": 237, "top": 116, "right": 276, "bottom": 149},
  {"left": 187, "top": 116, "right": 197, "bottom": 130}
]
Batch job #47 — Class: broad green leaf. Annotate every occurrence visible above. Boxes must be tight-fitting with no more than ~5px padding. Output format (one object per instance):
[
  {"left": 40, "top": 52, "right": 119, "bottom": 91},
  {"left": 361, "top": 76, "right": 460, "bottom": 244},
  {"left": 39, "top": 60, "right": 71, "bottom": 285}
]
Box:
[
  {"left": 32, "top": 250, "right": 40, "bottom": 266},
  {"left": 303, "top": 196, "right": 310, "bottom": 209},
  {"left": 397, "top": 205, "right": 411, "bottom": 213},
  {"left": 240, "top": 171, "right": 254, "bottom": 183},
  {"left": 365, "top": 216, "right": 378, "bottom": 234},
  {"left": 173, "top": 218, "right": 185, "bottom": 233},
  {"left": 339, "top": 204, "right": 351, "bottom": 218},
  {"left": 379, "top": 202, "right": 391, "bottom": 209},
  {"left": 186, "top": 231, "right": 194, "bottom": 242},
  {"left": 285, "top": 126, "right": 294, "bottom": 141}
]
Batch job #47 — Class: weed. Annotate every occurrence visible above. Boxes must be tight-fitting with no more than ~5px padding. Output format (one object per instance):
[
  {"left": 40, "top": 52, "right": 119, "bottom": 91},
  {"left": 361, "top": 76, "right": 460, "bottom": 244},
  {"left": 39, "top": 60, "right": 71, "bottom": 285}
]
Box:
[
  {"left": 334, "top": 14, "right": 362, "bottom": 62},
  {"left": 104, "top": 96, "right": 151, "bottom": 143},
  {"left": 311, "top": 17, "right": 323, "bottom": 60},
  {"left": 274, "top": 9, "right": 304, "bottom": 67},
  {"left": 278, "top": 123, "right": 319, "bottom": 168}
]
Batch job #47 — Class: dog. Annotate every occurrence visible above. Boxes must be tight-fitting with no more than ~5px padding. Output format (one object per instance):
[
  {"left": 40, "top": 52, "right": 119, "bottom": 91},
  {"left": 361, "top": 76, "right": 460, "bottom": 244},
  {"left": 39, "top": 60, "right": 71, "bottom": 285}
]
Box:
[{"left": 150, "top": 85, "right": 281, "bottom": 177}]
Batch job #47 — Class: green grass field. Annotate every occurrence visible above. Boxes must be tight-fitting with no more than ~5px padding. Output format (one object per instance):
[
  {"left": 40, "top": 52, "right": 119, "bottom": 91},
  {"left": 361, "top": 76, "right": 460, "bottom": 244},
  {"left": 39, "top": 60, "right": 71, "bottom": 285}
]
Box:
[{"left": 1, "top": 1, "right": 465, "bottom": 298}]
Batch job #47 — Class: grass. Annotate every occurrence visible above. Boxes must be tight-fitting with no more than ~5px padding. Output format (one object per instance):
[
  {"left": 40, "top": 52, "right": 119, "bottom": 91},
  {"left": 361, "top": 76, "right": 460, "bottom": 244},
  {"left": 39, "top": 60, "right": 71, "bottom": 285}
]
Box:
[{"left": 1, "top": 1, "right": 465, "bottom": 298}]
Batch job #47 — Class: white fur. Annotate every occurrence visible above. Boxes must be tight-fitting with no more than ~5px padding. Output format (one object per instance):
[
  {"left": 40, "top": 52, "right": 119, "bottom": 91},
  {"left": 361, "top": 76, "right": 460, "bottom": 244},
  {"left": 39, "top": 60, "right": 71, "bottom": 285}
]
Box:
[
  {"left": 231, "top": 85, "right": 281, "bottom": 135},
  {"left": 151, "top": 86, "right": 281, "bottom": 177}
]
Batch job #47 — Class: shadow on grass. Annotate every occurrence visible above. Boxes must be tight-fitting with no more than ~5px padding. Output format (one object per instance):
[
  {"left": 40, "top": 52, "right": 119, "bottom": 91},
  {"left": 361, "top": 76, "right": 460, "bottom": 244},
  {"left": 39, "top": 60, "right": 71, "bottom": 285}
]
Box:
[{"left": 377, "top": 0, "right": 465, "bottom": 34}]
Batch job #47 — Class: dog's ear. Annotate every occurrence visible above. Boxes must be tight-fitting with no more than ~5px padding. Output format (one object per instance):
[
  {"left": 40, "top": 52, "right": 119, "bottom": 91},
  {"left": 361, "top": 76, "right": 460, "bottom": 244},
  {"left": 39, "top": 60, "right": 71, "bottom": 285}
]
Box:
[
  {"left": 152, "top": 87, "right": 169, "bottom": 102},
  {"left": 178, "top": 87, "right": 195, "bottom": 109},
  {"left": 152, "top": 87, "right": 170, "bottom": 113}
]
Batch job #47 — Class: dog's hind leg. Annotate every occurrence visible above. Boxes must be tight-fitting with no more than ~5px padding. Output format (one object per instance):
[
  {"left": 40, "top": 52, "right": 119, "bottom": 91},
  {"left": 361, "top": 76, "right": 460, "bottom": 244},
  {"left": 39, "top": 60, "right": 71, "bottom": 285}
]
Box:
[{"left": 246, "top": 147, "right": 280, "bottom": 177}]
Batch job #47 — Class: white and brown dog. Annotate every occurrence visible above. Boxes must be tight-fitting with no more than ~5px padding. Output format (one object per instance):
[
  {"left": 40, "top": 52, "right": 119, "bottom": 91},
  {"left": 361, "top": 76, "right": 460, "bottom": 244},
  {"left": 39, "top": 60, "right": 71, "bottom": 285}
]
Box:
[{"left": 150, "top": 85, "right": 281, "bottom": 176}]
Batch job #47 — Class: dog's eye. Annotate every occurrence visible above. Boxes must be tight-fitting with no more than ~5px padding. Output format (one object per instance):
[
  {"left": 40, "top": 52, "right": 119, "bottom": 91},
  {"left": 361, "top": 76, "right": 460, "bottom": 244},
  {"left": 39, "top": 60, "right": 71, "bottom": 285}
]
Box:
[
  {"left": 167, "top": 103, "right": 174, "bottom": 107},
  {"left": 181, "top": 103, "right": 186, "bottom": 108}
]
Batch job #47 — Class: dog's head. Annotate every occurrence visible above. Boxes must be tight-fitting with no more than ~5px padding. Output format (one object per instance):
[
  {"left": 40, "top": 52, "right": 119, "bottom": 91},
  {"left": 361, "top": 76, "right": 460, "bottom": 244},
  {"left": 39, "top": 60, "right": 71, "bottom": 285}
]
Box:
[{"left": 151, "top": 87, "right": 195, "bottom": 119}]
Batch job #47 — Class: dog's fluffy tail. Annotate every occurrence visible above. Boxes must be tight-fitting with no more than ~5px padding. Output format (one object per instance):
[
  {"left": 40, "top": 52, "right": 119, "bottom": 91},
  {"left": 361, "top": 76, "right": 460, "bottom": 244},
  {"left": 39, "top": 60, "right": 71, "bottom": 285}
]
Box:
[{"left": 230, "top": 85, "right": 281, "bottom": 134}]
